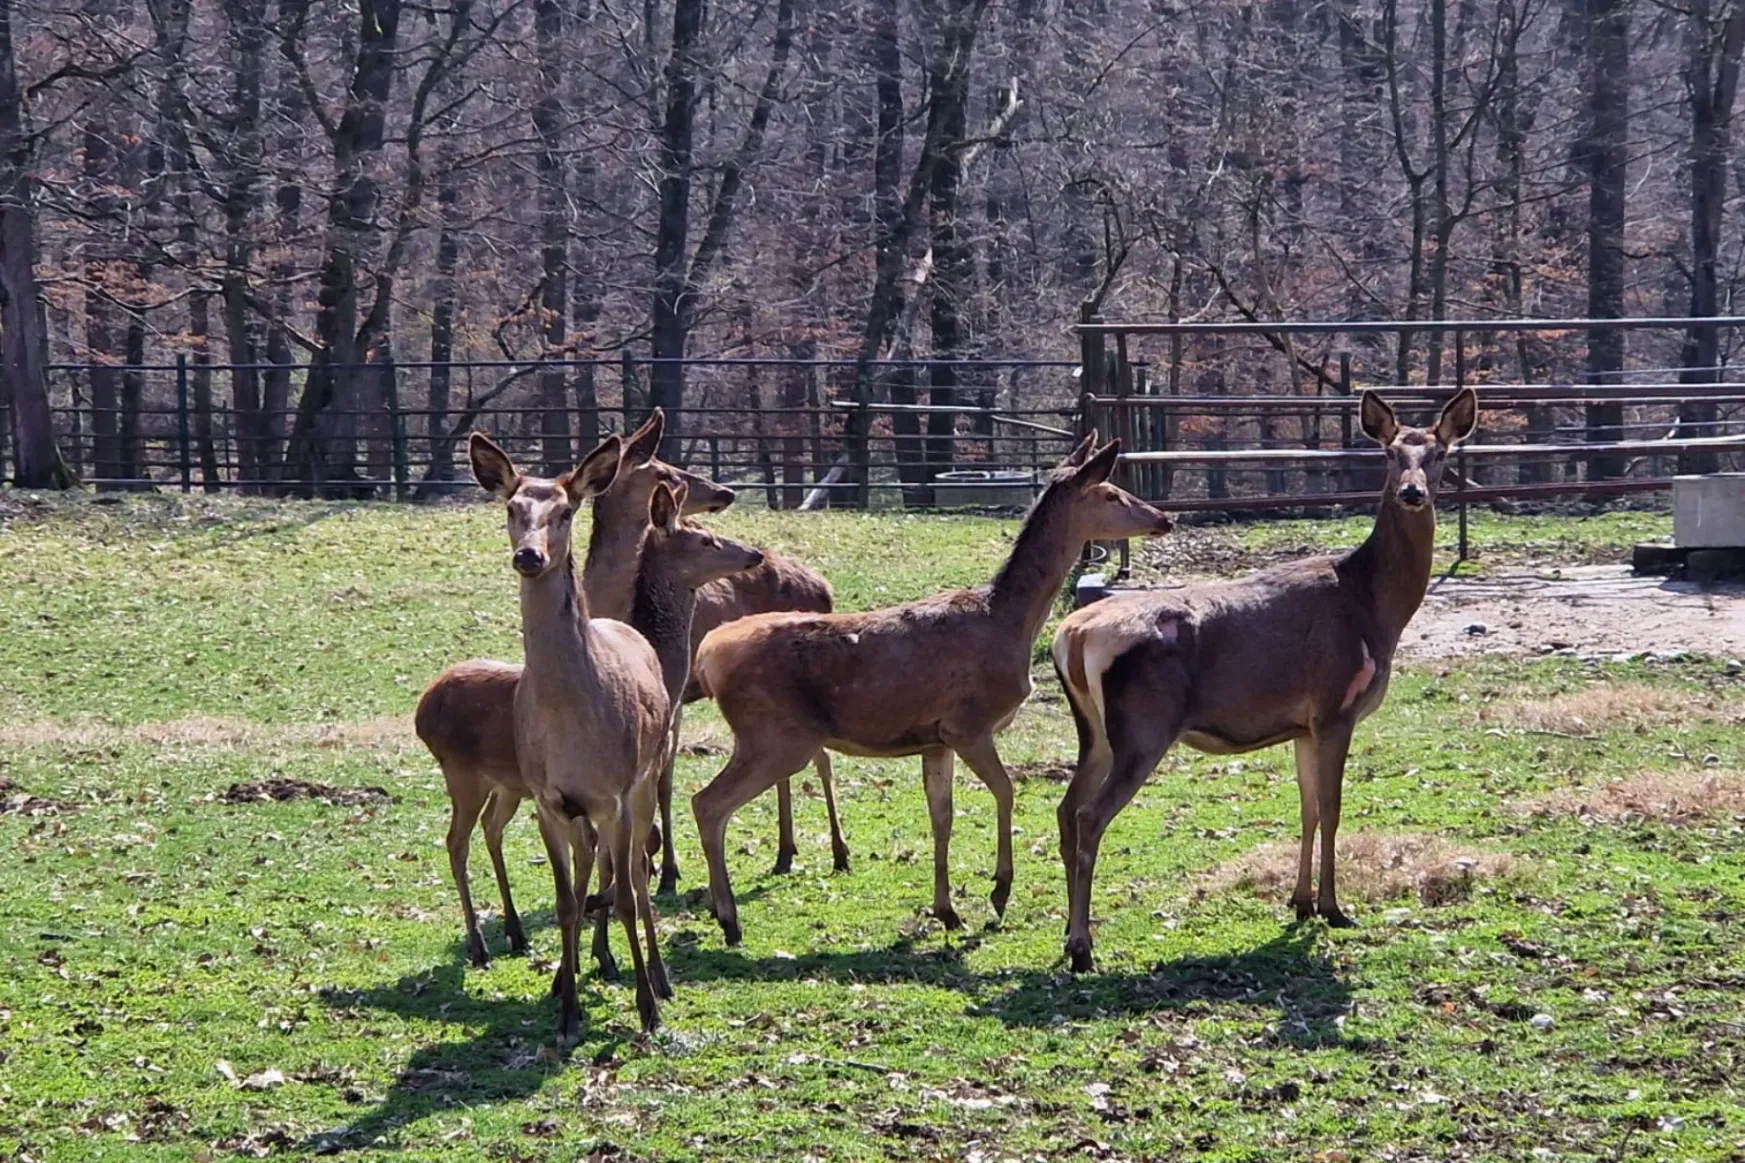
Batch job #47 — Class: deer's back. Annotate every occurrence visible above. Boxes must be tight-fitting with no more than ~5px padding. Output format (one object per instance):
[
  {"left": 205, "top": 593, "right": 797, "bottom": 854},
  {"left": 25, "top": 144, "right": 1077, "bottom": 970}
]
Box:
[
  {"left": 415, "top": 660, "right": 525, "bottom": 791},
  {"left": 684, "top": 550, "right": 832, "bottom": 703},
  {"left": 696, "top": 590, "right": 1031, "bottom": 754}
]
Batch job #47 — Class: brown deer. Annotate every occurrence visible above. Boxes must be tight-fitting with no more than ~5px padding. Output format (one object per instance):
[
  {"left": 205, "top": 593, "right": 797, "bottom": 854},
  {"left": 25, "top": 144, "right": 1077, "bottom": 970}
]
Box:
[
  {"left": 584, "top": 409, "right": 846, "bottom": 894},
  {"left": 467, "top": 431, "right": 671, "bottom": 1040},
  {"left": 414, "top": 481, "right": 763, "bottom": 973},
  {"left": 689, "top": 435, "right": 1173, "bottom": 945},
  {"left": 1051, "top": 389, "right": 1477, "bottom": 972}
]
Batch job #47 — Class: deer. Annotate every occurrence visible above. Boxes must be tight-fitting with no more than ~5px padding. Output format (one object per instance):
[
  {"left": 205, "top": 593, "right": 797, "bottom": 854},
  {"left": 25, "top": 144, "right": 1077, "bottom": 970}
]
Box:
[
  {"left": 583, "top": 409, "right": 847, "bottom": 895},
  {"left": 1050, "top": 388, "right": 1478, "bottom": 972},
  {"left": 414, "top": 480, "right": 764, "bottom": 976},
  {"left": 688, "top": 434, "right": 1173, "bottom": 946},
  {"left": 466, "top": 430, "right": 672, "bottom": 1040}
]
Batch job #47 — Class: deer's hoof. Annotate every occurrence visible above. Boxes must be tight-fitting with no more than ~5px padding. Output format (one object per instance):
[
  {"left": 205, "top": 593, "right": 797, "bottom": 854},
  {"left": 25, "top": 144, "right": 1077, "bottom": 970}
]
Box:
[
  {"left": 594, "top": 955, "right": 621, "bottom": 983},
  {"left": 934, "top": 905, "right": 965, "bottom": 932},
  {"left": 555, "top": 1013, "right": 581, "bottom": 1051},
  {"left": 636, "top": 983, "right": 662, "bottom": 1034},
  {"left": 720, "top": 917, "right": 743, "bottom": 947},
  {"left": 770, "top": 849, "right": 796, "bottom": 876},
  {"left": 466, "top": 935, "right": 491, "bottom": 970},
  {"left": 832, "top": 845, "right": 851, "bottom": 874},
  {"left": 506, "top": 924, "right": 530, "bottom": 956},
  {"left": 1320, "top": 904, "right": 1357, "bottom": 929},
  {"left": 990, "top": 877, "right": 1012, "bottom": 919},
  {"left": 1290, "top": 898, "right": 1316, "bottom": 924},
  {"left": 657, "top": 867, "right": 679, "bottom": 897},
  {"left": 1067, "top": 939, "right": 1094, "bottom": 975},
  {"left": 652, "top": 962, "right": 674, "bottom": 1001}
]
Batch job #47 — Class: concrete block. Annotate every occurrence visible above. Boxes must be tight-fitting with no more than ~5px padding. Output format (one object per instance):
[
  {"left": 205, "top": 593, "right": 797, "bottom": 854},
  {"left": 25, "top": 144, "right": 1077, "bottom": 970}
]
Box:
[
  {"left": 1631, "top": 542, "right": 1687, "bottom": 576},
  {"left": 1674, "top": 473, "right": 1745, "bottom": 548},
  {"left": 1684, "top": 549, "right": 1745, "bottom": 584}
]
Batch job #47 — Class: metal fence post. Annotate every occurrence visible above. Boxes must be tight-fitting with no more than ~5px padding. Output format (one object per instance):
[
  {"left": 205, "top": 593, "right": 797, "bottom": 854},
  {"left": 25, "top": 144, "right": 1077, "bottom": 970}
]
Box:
[
  {"left": 386, "top": 360, "right": 409, "bottom": 501},
  {"left": 1454, "top": 329, "right": 1468, "bottom": 562},
  {"left": 176, "top": 353, "right": 191, "bottom": 492}
]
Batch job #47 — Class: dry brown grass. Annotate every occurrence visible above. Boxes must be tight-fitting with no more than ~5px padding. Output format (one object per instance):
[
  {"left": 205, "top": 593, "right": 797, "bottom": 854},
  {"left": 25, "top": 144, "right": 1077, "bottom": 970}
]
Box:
[
  {"left": 1199, "top": 831, "right": 1517, "bottom": 908},
  {"left": 0, "top": 715, "right": 415, "bottom": 753},
  {"left": 1514, "top": 770, "right": 1745, "bottom": 823},
  {"left": 1482, "top": 682, "right": 1743, "bottom": 737}
]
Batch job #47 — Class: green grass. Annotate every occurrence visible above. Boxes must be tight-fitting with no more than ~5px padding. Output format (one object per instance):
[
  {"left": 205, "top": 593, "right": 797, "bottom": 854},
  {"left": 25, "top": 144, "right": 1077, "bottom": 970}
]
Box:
[
  {"left": 1236, "top": 505, "right": 1671, "bottom": 565},
  {"left": 1, "top": 493, "right": 1741, "bottom": 1161}
]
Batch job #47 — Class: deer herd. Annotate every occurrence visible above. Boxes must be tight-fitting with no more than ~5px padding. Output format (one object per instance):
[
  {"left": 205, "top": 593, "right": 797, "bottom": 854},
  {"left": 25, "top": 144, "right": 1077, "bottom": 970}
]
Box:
[{"left": 415, "top": 388, "right": 1479, "bottom": 1044}]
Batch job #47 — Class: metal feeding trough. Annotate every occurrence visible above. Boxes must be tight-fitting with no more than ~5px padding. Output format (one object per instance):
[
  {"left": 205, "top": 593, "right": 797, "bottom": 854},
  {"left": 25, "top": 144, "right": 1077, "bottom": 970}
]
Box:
[{"left": 929, "top": 469, "right": 1036, "bottom": 508}]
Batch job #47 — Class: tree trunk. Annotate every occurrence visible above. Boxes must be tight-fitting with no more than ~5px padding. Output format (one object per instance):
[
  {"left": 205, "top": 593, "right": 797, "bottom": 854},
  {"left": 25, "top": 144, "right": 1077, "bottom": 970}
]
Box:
[
  {"left": 0, "top": 0, "right": 71, "bottom": 488},
  {"left": 284, "top": 0, "right": 403, "bottom": 496},
  {"left": 1584, "top": 0, "right": 1628, "bottom": 480},
  {"left": 925, "top": 55, "right": 973, "bottom": 484},
  {"left": 419, "top": 139, "right": 461, "bottom": 496},
  {"left": 649, "top": 0, "right": 704, "bottom": 463},
  {"left": 1679, "top": 0, "right": 1745, "bottom": 475},
  {"left": 263, "top": 3, "right": 304, "bottom": 487},
  {"left": 220, "top": 0, "right": 265, "bottom": 494},
  {"left": 84, "top": 113, "right": 123, "bottom": 487},
  {"left": 535, "top": 0, "right": 570, "bottom": 475}
]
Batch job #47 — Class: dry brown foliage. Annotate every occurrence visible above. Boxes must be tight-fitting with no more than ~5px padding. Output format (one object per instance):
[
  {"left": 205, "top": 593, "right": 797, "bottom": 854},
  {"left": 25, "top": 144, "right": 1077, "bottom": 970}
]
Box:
[
  {"left": 1199, "top": 831, "right": 1517, "bottom": 908},
  {"left": 1481, "top": 683, "right": 1744, "bottom": 737},
  {"left": 1514, "top": 770, "right": 1745, "bottom": 823},
  {"left": 0, "top": 715, "right": 415, "bottom": 752}
]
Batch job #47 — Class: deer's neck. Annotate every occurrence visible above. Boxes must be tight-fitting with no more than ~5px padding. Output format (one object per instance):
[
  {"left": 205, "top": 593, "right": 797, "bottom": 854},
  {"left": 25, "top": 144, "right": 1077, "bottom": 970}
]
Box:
[
  {"left": 1344, "top": 496, "right": 1437, "bottom": 648},
  {"left": 629, "top": 560, "right": 697, "bottom": 706},
  {"left": 582, "top": 501, "right": 645, "bottom": 621},
  {"left": 987, "top": 494, "right": 1078, "bottom": 647},
  {"left": 520, "top": 555, "right": 601, "bottom": 685}
]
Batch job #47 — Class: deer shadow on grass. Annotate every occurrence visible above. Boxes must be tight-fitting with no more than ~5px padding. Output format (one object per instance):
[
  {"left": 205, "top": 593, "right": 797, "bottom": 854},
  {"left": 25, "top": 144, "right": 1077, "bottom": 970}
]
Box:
[
  {"left": 307, "top": 951, "right": 636, "bottom": 1153},
  {"left": 668, "top": 925, "right": 1352, "bottom": 1050}
]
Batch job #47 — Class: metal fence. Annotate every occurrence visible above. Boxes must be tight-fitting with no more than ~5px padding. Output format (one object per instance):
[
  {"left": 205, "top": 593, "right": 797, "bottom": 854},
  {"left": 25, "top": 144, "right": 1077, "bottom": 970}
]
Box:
[
  {"left": 10, "top": 318, "right": 1745, "bottom": 519},
  {"left": 19, "top": 356, "right": 1082, "bottom": 506}
]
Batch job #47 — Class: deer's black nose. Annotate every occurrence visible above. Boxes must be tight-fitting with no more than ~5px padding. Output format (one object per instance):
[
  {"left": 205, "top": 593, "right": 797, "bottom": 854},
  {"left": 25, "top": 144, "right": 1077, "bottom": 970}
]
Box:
[
  {"left": 513, "top": 547, "right": 547, "bottom": 576},
  {"left": 747, "top": 550, "right": 765, "bottom": 569},
  {"left": 1400, "top": 484, "right": 1426, "bottom": 507}
]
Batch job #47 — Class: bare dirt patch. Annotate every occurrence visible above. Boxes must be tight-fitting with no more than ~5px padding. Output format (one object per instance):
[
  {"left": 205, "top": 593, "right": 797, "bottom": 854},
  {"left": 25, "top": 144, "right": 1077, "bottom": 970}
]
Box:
[
  {"left": 220, "top": 779, "right": 393, "bottom": 807},
  {"left": 1402, "top": 565, "right": 1745, "bottom": 661},
  {"left": 1514, "top": 770, "right": 1745, "bottom": 824},
  {"left": 1199, "top": 831, "right": 1516, "bottom": 908},
  {"left": 1009, "top": 760, "right": 1075, "bottom": 783},
  {"left": 0, "top": 715, "right": 414, "bottom": 752}
]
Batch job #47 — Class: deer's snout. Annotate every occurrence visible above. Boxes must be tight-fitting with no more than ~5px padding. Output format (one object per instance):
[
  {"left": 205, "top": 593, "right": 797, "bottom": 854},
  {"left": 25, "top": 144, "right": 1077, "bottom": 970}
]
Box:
[
  {"left": 512, "top": 546, "right": 548, "bottom": 576},
  {"left": 1398, "top": 481, "right": 1427, "bottom": 509},
  {"left": 745, "top": 549, "right": 766, "bottom": 569}
]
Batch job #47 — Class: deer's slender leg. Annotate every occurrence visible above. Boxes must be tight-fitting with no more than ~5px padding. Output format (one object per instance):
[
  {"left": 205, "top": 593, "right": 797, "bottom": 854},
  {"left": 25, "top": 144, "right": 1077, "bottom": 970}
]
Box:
[
  {"left": 919, "top": 747, "right": 962, "bottom": 930},
  {"left": 1311, "top": 719, "right": 1356, "bottom": 927},
  {"left": 535, "top": 805, "right": 583, "bottom": 1048},
  {"left": 693, "top": 734, "right": 819, "bottom": 946},
  {"left": 1290, "top": 736, "right": 1321, "bottom": 923},
  {"left": 586, "top": 837, "right": 620, "bottom": 983},
  {"left": 443, "top": 768, "right": 493, "bottom": 969},
  {"left": 656, "top": 706, "right": 684, "bottom": 896},
  {"left": 815, "top": 750, "right": 851, "bottom": 873},
  {"left": 772, "top": 777, "right": 798, "bottom": 875},
  {"left": 612, "top": 802, "right": 660, "bottom": 1032},
  {"left": 634, "top": 784, "right": 672, "bottom": 1001},
  {"left": 1066, "top": 644, "right": 1186, "bottom": 973},
  {"left": 1055, "top": 665, "right": 1112, "bottom": 926},
  {"left": 949, "top": 732, "right": 1017, "bottom": 920},
  {"left": 480, "top": 788, "right": 528, "bottom": 955}
]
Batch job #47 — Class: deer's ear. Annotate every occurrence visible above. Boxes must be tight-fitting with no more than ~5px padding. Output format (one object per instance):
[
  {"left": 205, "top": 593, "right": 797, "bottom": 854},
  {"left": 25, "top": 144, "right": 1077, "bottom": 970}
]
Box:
[
  {"left": 1072, "top": 439, "right": 1121, "bottom": 488},
  {"left": 469, "top": 432, "right": 519, "bottom": 499},
  {"left": 563, "top": 435, "right": 623, "bottom": 504},
  {"left": 623, "top": 408, "right": 665, "bottom": 466},
  {"left": 648, "top": 482, "right": 682, "bottom": 533},
  {"left": 1062, "top": 431, "right": 1097, "bottom": 467},
  {"left": 1435, "top": 387, "right": 1479, "bottom": 446},
  {"left": 1360, "top": 391, "right": 1399, "bottom": 446}
]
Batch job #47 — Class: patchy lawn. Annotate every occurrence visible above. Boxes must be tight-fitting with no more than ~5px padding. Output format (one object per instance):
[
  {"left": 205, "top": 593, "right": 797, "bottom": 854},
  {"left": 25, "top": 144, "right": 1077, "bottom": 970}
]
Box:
[{"left": 1, "top": 493, "right": 1741, "bottom": 1161}]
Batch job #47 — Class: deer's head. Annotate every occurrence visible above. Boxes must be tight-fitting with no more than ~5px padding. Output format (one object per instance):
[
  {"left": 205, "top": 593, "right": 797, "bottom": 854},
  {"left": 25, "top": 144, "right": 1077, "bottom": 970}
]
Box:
[
  {"left": 1361, "top": 387, "right": 1478, "bottom": 512},
  {"left": 470, "top": 432, "right": 624, "bottom": 578},
  {"left": 595, "top": 409, "right": 736, "bottom": 532},
  {"left": 644, "top": 481, "right": 765, "bottom": 590},
  {"left": 1049, "top": 432, "right": 1174, "bottom": 543}
]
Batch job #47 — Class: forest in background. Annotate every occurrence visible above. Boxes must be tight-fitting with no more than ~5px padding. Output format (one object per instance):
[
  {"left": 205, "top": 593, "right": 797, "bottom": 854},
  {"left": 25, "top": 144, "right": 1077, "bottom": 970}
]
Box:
[{"left": 1, "top": 0, "right": 1743, "bottom": 492}]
